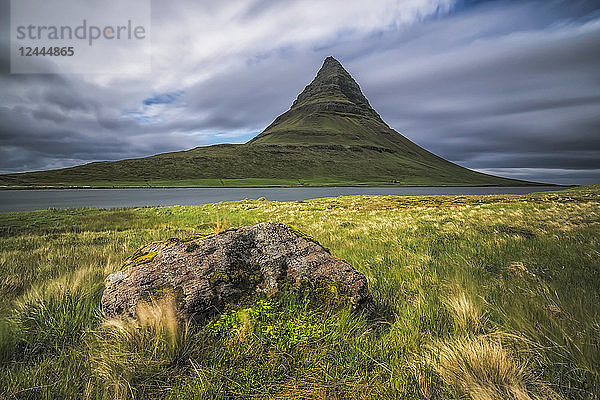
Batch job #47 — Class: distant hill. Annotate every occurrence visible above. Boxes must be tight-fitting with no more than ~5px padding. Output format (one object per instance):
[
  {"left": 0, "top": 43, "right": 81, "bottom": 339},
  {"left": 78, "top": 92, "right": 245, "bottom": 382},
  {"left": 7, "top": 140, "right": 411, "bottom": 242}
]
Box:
[{"left": 0, "top": 57, "right": 540, "bottom": 188}]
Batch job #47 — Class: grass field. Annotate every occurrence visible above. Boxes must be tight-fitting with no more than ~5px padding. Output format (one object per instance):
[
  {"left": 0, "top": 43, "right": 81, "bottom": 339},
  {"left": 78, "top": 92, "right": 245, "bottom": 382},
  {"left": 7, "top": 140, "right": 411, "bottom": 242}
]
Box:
[
  {"left": 0, "top": 144, "right": 538, "bottom": 189},
  {"left": 0, "top": 186, "right": 598, "bottom": 399}
]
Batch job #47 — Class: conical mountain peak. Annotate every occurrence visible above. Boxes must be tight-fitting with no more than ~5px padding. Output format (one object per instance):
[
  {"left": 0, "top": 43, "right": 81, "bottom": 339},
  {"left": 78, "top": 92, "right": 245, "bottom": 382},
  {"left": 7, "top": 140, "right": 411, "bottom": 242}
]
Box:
[
  {"left": 248, "top": 57, "right": 399, "bottom": 147},
  {"left": 291, "top": 57, "right": 376, "bottom": 115}
]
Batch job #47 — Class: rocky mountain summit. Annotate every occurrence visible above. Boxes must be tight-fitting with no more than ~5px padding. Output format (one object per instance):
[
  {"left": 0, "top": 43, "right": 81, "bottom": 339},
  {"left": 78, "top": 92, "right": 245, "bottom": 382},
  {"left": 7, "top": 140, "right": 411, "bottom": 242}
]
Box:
[{"left": 280, "top": 56, "right": 382, "bottom": 120}]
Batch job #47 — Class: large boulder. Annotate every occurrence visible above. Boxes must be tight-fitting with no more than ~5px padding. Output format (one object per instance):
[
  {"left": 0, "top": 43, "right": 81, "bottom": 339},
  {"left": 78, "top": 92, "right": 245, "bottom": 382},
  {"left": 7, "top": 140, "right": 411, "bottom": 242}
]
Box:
[{"left": 102, "top": 222, "right": 373, "bottom": 320}]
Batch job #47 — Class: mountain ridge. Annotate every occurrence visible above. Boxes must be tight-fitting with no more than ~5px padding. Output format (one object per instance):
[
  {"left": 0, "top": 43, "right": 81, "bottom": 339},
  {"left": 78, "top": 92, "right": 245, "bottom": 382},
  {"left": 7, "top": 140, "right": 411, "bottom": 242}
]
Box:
[{"left": 0, "top": 57, "right": 542, "bottom": 188}]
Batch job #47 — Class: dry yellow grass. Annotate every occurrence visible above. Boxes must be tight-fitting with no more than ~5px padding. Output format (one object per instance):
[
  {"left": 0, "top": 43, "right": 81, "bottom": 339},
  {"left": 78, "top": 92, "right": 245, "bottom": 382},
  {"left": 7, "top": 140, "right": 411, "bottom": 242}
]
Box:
[
  {"left": 212, "top": 214, "right": 230, "bottom": 234},
  {"left": 136, "top": 294, "right": 179, "bottom": 340},
  {"left": 430, "top": 335, "right": 559, "bottom": 400},
  {"left": 445, "top": 291, "right": 484, "bottom": 334},
  {"left": 92, "top": 293, "right": 188, "bottom": 399}
]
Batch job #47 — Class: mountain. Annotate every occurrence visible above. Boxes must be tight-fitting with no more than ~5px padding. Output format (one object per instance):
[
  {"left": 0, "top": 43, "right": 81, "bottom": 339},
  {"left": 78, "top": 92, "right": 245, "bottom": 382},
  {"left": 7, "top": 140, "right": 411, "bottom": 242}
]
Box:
[
  {"left": 250, "top": 56, "right": 422, "bottom": 151},
  {"left": 0, "top": 57, "right": 539, "bottom": 188}
]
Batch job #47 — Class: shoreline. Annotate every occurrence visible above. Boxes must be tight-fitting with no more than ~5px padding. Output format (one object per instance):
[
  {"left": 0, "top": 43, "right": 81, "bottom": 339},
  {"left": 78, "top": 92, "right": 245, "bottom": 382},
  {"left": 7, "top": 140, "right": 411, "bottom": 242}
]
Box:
[
  {"left": 0, "top": 183, "right": 562, "bottom": 190},
  {"left": 0, "top": 186, "right": 572, "bottom": 214}
]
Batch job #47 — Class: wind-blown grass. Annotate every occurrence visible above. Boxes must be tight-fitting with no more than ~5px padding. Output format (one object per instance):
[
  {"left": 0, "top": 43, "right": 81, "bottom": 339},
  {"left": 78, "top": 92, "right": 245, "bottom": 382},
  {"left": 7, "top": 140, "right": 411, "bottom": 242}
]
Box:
[
  {"left": 429, "top": 334, "right": 559, "bottom": 400},
  {"left": 0, "top": 185, "right": 598, "bottom": 399}
]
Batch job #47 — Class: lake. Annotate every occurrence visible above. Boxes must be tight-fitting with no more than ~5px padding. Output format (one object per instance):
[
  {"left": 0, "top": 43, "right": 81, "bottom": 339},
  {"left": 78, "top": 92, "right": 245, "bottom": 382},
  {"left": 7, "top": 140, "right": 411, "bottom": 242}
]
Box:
[{"left": 0, "top": 186, "right": 564, "bottom": 213}]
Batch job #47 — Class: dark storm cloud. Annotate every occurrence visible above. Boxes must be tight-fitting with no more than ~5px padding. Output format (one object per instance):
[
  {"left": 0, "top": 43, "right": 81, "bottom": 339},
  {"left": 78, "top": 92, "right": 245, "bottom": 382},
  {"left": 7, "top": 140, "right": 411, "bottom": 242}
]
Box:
[{"left": 0, "top": 0, "right": 598, "bottom": 184}]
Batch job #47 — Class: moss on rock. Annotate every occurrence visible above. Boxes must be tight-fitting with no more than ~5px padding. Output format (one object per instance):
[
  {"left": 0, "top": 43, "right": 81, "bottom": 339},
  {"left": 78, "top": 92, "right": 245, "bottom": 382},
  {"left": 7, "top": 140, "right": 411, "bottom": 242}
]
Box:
[
  {"left": 185, "top": 242, "right": 200, "bottom": 252},
  {"left": 209, "top": 270, "right": 230, "bottom": 286},
  {"left": 288, "top": 225, "right": 329, "bottom": 252},
  {"left": 122, "top": 251, "right": 157, "bottom": 268}
]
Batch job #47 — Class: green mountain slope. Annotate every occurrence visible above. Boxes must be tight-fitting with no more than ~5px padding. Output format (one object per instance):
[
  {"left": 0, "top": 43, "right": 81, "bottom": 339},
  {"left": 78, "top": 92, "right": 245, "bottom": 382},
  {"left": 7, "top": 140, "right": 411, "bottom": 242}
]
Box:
[{"left": 0, "top": 57, "right": 540, "bottom": 188}]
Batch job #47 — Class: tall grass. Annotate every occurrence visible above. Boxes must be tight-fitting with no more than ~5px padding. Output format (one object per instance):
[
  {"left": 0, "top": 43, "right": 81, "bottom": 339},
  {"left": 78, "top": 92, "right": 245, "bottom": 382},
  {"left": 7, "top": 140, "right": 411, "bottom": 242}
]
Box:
[
  {"left": 444, "top": 290, "right": 485, "bottom": 335},
  {"left": 429, "top": 334, "right": 559, "bottom": 400},
  {"left": 91, "top": 295, "right": 192, "bottom": 400},
  {"left": 0, "top": 186, "right": 599, "bottom": 399}
]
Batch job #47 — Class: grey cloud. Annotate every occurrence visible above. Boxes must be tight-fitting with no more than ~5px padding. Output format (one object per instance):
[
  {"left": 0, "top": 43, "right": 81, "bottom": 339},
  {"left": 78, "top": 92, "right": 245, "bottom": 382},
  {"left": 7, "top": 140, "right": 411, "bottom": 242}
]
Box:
[
  {"left": 42, "top": 88, "right": 94, "bottom": 113},
  {"left": 31, "top": 108, "right": 69, "bottom": 124}
]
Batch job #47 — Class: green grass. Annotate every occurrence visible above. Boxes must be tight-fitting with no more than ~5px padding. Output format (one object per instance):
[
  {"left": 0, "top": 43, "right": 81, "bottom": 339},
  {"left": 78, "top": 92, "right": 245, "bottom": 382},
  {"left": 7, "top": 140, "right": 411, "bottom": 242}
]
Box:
[
  {"left": 0, "top": 143, "right": 539, "bottom": 188},
  {"left": 0, "top": 185, "right": 598, "bottom": 399}
]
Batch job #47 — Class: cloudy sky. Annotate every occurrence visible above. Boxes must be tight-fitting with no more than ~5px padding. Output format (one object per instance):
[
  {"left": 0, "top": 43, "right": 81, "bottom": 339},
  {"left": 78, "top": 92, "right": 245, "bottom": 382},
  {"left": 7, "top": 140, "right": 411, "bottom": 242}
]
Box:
[{"left": 0, "top": 0, "right": 599, "bottom": 184}]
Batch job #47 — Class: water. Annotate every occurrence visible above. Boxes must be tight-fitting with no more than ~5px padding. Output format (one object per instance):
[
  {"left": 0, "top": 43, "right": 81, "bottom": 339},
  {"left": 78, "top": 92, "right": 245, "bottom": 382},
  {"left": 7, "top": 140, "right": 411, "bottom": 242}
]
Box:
[{"left": 0, "top": 186, "right": 564, "bottom": 213}]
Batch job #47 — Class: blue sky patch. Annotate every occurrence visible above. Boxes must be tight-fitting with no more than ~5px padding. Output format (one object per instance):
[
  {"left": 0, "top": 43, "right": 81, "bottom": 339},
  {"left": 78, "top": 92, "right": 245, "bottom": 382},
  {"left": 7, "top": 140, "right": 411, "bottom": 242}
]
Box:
[{"left": 142, "top": 91, "right": 184, "bottom": 106}]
